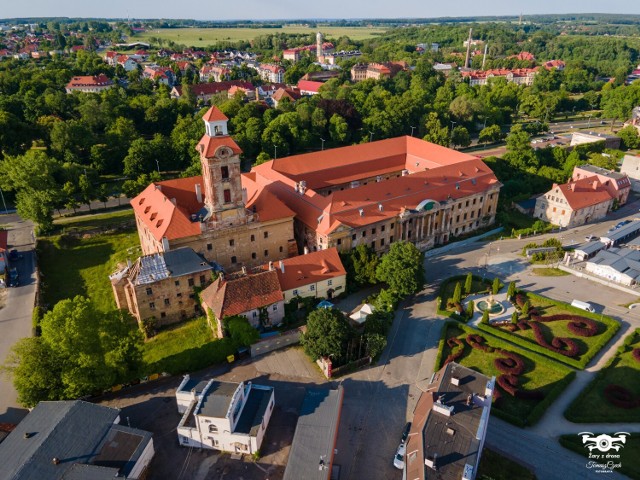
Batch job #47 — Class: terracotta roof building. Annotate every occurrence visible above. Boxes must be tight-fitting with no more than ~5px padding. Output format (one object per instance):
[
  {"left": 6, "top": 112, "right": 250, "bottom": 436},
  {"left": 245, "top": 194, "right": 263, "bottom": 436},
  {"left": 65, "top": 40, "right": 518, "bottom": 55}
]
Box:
[
  {"left": 461, "top": 67, "right": 538, "bottom": 86},
  {"left": 65, "top": 74, "right": 114, "bottom": 93},
  {"left": 405, "top": 362, "right": 495, "bottom": 480},
  {"left": 200, "top": 269, "right": 284, "bottom": 336},
  {"left": 571, "top": 164, "right": 630, "bottom": 205},
  {"left": 247, "top": 136, "right": 501, "bottom": 254},
  {"left": 534, "top": 176, "right": 615, "bottom": 228}
]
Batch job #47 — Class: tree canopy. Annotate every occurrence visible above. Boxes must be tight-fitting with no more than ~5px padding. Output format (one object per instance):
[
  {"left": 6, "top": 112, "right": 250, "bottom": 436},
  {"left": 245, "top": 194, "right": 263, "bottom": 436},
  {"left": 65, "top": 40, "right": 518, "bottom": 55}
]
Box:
[{"left": 376, "top": 241, "right": 425, "bottom": 296}]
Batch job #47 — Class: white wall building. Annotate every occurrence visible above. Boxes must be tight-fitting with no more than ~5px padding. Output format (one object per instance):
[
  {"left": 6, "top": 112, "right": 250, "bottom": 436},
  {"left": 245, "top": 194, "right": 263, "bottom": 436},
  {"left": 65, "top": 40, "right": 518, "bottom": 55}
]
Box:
[{"left": 176, "top": 376, "right": 275, "bottom": 455}]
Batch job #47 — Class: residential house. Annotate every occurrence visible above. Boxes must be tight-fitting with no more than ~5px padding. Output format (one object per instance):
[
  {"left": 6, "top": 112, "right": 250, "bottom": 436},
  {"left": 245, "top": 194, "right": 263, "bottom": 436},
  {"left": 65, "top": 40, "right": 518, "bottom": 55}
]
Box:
[
  {"left": 170, "top": 81, "right": 254, "bottom": 103},
  {"left": 462, "top": 68, "right": 538, "bottom": 86},
  {"left": 116, "top": 54, "right": 139, "bottom": 71},
  {"left": 110, "top": 247, "right": 213, "bottom": 328},
  {"left": 65, "top": 74, "right": 114, "bottom": 93},
  {"left": 199, "top": 64, "right": 231, "bottom": 82},
  {"left": 404, "top": 362, "right": 495, "bottom": 480},
  {"left": 571, "top": 164, "right": 630, "bottom": 205},
  {"left": 533, "top": 177, "right": 614, "bottom": 227},
  {"left": 620, "top": 154, "right": 640, "bottom": 192},
  {"left": 200, "top": 269, "right": 284, "bottom": 337},
  {"left": 283, "top": 387, "right": 344, "bottom": 480},
  {"left": 272, "top": 87, "right": 301, "bottom": 108},
  {"left": 257, "top": 63, "right": 285, "bottom": 83},
  {"left": 0, "top": 400, "right": 154, "bottom": 480},
  {"left": 176, "top": 376, "right": 274, "bottom": 455},
  {"left": 544, "top": 59, "right": 565, "bottom": 70},
  {"left": 264, "top": 247, "right": 347, "bottom": 302},
  {"left": 143, "top": 65, "right": 174, "bottom": 85},
  {"left": 298, "top": 79, "right": 323, "bottom": 95},
  {"left": 105, "top": 50, "right": 118, "bottom": 66},
  {"left": 318, "top": 50, "right": 362, "bottom": 65}
]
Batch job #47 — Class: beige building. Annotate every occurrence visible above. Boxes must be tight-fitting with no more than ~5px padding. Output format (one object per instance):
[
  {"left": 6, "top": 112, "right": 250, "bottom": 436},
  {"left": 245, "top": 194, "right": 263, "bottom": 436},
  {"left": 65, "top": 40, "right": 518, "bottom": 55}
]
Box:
[
  {"left": 534, "top": 177, "right": 614, "bottom": 228},
  {"left": 110, "top": 247, "right": 213, "bottom": 328},
  {"left": 131, "top": 106, "right": 296, "bottom": 273},
  {"left": 620, "top": 154, "right": 640, "bottom": 192}
]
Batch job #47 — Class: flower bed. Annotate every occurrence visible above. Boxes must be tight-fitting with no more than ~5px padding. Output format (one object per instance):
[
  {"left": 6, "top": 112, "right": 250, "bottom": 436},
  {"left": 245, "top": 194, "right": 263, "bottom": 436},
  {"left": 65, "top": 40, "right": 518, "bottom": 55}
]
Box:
[
  {"left": 436, "top": 322, "right": 574, "bottom": 427},
  {"left": 603, "top": 384, "right": 639, "bottom": 409},
  {"left": 633, "top": 348, "right": 640, "bottom": 363},
  {"left": 443, "top": 337, "right": 465, "bottom": 366}
]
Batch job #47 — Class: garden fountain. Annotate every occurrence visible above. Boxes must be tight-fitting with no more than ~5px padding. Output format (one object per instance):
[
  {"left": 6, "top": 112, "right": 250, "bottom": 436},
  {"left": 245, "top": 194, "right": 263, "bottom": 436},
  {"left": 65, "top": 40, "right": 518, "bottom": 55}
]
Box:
[{"left": 476, "top": 292, "right": 506, "bottom": 316}]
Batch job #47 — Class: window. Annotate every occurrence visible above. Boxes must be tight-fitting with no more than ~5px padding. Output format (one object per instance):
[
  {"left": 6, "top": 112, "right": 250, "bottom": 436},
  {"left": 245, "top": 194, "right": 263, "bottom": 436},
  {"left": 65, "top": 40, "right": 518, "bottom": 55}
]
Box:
[
  {"left": 372, "top": 228, "right": 376, "bottom": 234},
  {"left": 409, "top": 219, "right": 413, "bottom": 225},
  {"left": 408, "top": 231, "right": 412, "bottom": 238},
  {"left": 458, "top": 203, "right": 462, "bottom": 210},
  {"left": 264, "top": 231, "right": 269, "bottom": 239},
  {"left": 272, "top": 304, "right": 278, "bottom": 311},
  {"left": 161, "top": 312, "right": 166, "bottom": 318},
  {"left": 488, "top": 205, "right": 492, "bottom": 213},
  {"left": 174, "top": 280, "right": 180, "bottom": 286},
  {"left": 310, "top": 285, "right": 315, "bottom": 291},
  {"left": 231, "top": 256, "right": 237, "bottom": 264},
  {"left": 252, "top": 252, "right": 256, "bottom": 259},
  {"left": 149, "top": 302, "right": 155, "bottom": 310},
  {"left": 207, "top": 243, "right": 213, "bottom": 251},
  {"left": 251, "top": 234, "right": 255, "bottom": 242},
  {"left": 264, "top": 249, "right": 269, "bottom": 257},
  {"left": 456, "top": 215, "right": 460, "bottom": 223},
  {"left": 337, "top": 239, "right": 342, "bottom": 245},
  {"left": 177, "top": 293, "right": 182, "bottom": 298},
  {"left": 253, "top": 311, "right": 257, "bottom": 317},
  {"left": 188, "top": 278, "right": 194, "bottom": 287},
  {"left": 223, "top": 189, "right": 231, "bottom": 203},
  {"left": 390, "top": 223, "right": 394, "bottom": 229},
  {"left": 380, "top": 238, "right": 385, "bottom": 246},
  {"left": 473, "top": 198, "right": 476, "bottom": 205},
  {"left": 371, "top": 241, "right": 375, "bottom": 249},
  {"left": 279, "top": 246, "right": 283, "bottom": 253},
  {"left": 553, "top": 207, "right": 556, "bottom": 212},
  {"left": 490, "top": 193, "right": 494, "bottom": 200},
  {"left": 361, "top": 231, "right": 366, "bottom": 237},
  {"left": 561, "top": 210, "right": 565, "bottom": 215},
  {"left": 209, "top": 425, "right": 218, "bottom": 434},
  {"left": 463, "top": 213, "right": 467, "bottom": 220},
  {"left": 221, "top": 166, "right": 229, "bottom": 179},
  {"left": 200, "top": 275, "right": 206, "bottom": 285},
  {"left": 381, "top": 225, "right": 385, "bottom": 232},
  {"left": 146, "top": 287, "right": 153, "bottom": 296},
  {"left": 465, "top": 200, "right": 469, "bottom": 207},
  {"left": 390, "top": 236, "right": 394, "bottom": 243},
  {"left": 352, "top": 234, "right": 356, "bottom": 240},
  {"left": 164, "top": 298, "right": 170, "bottom": 306},
  {"left": 328, "top": 280, "right": 333, "bottom": 286},
  {"left": 293, "top": 289, "right": 299, "bottom": 296}
]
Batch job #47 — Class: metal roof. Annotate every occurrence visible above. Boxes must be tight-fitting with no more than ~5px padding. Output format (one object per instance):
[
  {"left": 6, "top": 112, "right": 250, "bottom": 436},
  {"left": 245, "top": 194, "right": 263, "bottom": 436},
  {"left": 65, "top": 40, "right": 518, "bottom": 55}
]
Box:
[
  {"left": 283, "top": 387, "right": 344, "bottom": 480},
  {"left": 600, "top": 221, "right": 640, "bottom": 243},
  {"left": 0, "top": 400, "right": 152, "bottom": 480},
  {"left": 135, "top": 247, "right": 212, "bottom": 285},
  {"left": 576, "top": 163, "right": 627, "bottom": 179},
  {"left": 234, "top": 385, "right": 274, "bottom": 436},
  {"left": 575, "top": 240, "right": 605, "bottom": 255}
]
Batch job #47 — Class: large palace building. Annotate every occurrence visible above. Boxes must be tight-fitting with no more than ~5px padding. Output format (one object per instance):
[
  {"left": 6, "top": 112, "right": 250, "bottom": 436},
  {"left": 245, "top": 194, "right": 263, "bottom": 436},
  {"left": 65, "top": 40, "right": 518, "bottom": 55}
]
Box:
[{"left": 131, "top": 106, "right": 501, "bottom": 274}]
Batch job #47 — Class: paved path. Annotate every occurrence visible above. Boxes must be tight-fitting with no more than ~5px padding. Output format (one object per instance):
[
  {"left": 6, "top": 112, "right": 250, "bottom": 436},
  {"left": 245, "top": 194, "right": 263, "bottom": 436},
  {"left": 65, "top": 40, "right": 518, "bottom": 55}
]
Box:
[
  {"left": 253, "top": 347, "right": 322, "bottom": 379},
  {"left": 0, "top": 214, "right": 36, "bottom": 424}
]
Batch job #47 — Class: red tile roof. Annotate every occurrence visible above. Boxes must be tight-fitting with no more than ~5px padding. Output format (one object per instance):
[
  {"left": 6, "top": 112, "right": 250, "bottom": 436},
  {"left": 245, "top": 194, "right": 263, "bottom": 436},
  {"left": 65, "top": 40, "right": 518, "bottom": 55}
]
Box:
[
  {"left": 263, "top": 248, "right": 346, "bottom": 291},
  {"left": 298, "top": 80, "right": 323, "bottom": 94},
  {"left": 555, "top": 177, "right": 614, "bottom": 210},
  {"left": 202, "top": 105, "right": 228, "bottom": 122},
  {"left": 174, "top": 81, "right": 254, "bottom": 97},
  {"left": 201, "top": 270, "right": 283, "bottom": 319},
  {"left": 66, "top": 74, "right": 113, "bottom": 89},
  {"left": 461, "top": 67, "right": 538, "bottom": 80},
  {"left": 197, "top": 134, "right": 242, "bottom": 158}
]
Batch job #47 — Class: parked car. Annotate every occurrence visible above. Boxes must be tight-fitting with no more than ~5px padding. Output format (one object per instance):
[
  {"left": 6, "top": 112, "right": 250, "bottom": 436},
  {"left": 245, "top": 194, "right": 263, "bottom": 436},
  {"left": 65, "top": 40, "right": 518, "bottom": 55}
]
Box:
[
  {"left": 619, "top": 220, "right": 632, "bottom": 227},
  {"left": 585, "top": 235, "right": 596, "bottom": 242},
  {"left": 401, "top": 422, "right": 412, "bottom": 443},
  {"left": 8, "top": 267, "right": 19, "bottom": 287},
  {"left": 393, "top": 442, "right": 406, "bottom": 470}
]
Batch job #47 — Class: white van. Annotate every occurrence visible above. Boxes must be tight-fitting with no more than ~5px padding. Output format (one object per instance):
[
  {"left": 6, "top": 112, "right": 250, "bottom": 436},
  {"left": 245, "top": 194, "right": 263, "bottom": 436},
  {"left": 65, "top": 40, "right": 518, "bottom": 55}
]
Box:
[{"left": 571, "top": 300, "right": 595, "bottom": 313}]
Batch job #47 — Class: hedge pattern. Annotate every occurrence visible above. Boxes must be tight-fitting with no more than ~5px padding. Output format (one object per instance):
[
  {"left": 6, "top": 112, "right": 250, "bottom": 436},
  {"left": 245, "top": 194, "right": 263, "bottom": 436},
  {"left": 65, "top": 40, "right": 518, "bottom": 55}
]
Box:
[
  {"left": 604, "top": 384, "right": 639, "bottom": 409},
  {"left": 633, "top": 348, "right": 640, "bottom": 363}
]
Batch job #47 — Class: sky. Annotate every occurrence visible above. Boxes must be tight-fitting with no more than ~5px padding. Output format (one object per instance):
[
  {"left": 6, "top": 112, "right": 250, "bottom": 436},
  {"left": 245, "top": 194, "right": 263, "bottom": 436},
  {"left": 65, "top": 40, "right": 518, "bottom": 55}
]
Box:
[{"left": 2, "top": 0, "right": 640, "bottom": 21}]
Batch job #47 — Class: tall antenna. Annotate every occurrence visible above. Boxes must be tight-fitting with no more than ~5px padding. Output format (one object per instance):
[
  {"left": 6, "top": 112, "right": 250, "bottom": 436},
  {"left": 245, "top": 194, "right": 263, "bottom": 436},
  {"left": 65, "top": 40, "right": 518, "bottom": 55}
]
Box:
[
  {"left": 519, "top": 13, "right": 523, "bottom": 25},
  {"left": 464, "top": 28, "right": 473, "bottom": 69},
  {"left": 482, "top": 43, "right": 488, "bottom": 70}
]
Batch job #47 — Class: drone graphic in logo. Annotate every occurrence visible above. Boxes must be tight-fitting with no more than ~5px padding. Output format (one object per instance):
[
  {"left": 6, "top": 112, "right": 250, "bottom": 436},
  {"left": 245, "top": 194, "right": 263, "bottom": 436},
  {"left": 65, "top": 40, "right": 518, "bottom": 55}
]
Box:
[{"left": 579, "top": 432, "right": 630, "bottom": 452}]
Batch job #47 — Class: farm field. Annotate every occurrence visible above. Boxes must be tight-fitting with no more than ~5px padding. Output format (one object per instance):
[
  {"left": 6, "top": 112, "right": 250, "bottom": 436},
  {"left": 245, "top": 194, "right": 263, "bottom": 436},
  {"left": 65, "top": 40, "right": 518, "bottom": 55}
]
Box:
[{"left": 133, "top": 26, "right": 388, "bottom": 46}]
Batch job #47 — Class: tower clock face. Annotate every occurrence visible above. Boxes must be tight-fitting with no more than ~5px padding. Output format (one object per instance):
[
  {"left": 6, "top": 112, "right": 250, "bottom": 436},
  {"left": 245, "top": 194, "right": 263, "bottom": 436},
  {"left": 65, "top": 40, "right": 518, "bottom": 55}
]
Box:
[{"left": 217, "top": 146, "right": 233, "bottom": 159}]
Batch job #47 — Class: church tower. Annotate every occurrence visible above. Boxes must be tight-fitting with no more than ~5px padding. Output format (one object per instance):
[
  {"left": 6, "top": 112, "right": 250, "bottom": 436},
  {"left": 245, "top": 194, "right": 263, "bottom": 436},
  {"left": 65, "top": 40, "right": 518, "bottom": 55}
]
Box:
[
  {"left": 196, "top": 106, "right": 246, "bottom": 225},
  {"left": 316, "top": 31, "right": 323, "bottom": 59}
]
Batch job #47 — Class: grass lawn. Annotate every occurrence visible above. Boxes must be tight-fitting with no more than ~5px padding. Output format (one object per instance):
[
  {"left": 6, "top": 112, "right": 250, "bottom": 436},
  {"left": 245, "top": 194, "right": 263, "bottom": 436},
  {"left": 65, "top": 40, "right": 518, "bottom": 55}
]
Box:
[
  {"left": 54, "top": 208, "right": 135, "bottom": 233},
  {"left": 438, "top": 323, "right": 574, "bottom": 426},
  {"left": 565, "top": 329, "right": 640, "bottom": 423},
  {"left": 531, "top": 267, "right": 570, "bottom": 276},
  {"left": 483, "top": 291, "right": 619, "bottom": 369},
  {"left": 38, "top": 211, "right": 140, "bottom": 311},
  {"left": 477, "top": 448, "right": 536, "bottom": 480},
  {"left": 559, "top": 433, "right": 640, "bottom": 479},
  {"left": 134, "top": 26, "right": 388, "bottom": 47}
]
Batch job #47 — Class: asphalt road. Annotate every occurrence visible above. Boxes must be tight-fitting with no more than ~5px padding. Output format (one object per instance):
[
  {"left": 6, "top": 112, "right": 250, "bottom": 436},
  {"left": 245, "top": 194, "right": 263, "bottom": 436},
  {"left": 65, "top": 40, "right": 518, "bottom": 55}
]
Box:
[{"left": 0, "top": 213, "right": 36, "bottom": 424}]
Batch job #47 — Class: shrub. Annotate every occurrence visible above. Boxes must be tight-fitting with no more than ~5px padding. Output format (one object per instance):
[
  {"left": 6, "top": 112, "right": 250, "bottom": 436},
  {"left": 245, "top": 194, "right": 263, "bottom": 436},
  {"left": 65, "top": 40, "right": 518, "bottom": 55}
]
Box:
[
  {"left": 464, "top": 272, "right": 473, "bottom": 295},
  {"left": 481, "top": 309, "right": 490, "bottom": 324},
  {"left": 511, "top": 311, "right": 519, "bottom": 325},
  {"left": 453, "top": 282, "right": 462, "bottom": 304},
  {"left": 494, "top": 351, "right": 525, "bottom": 375},
  {"left": 634, "top": 348, "right": 640, "bottom": 363},
  {"left": 522, "top": 300, "right": 530, "bottom": 317},
  {"left": 444, "top": 337, "right": 465, "bottom": 365},
  {"left": 492, "top": 277, "right": 501, "bottom": 295},
  {"left": 497, "top": 374, "right": 519, "bottom": 396},
  {"left": 466, "top": 300, "right": 475, "bottom": 318},
  {"left": 507, "top": 281, "right": 516, "bottom": 299}
]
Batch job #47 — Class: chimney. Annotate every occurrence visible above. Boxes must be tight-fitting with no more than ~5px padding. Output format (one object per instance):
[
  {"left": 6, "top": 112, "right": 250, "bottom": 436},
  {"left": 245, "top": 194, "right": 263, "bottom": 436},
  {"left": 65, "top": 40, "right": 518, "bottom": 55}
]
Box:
[
  {"left": 268, "top": 261, "right": 274, "bottom": 271},
  {"left": 279, "top": 260, "right": 285, "bottom": 273},
  {"left": 378, "top": 203, "right": 383, "bottom": 212},
  {"left": 303, "top": 246, "right": 309, "bottom": 255},
  {"left": 195, "top": 184, "right": 202, "bottom": 203},
  {"left": 359, "top": 208, "right": 364, "bottom": 217},
  {"left": 171, "top": 198, "right": 177, "bottom": 206},
  {"left": 241, "top": 266, "right": 247, "bottom": 275},
  {"left": 593, "top": 180, "right": 600, "bottom": 190}
]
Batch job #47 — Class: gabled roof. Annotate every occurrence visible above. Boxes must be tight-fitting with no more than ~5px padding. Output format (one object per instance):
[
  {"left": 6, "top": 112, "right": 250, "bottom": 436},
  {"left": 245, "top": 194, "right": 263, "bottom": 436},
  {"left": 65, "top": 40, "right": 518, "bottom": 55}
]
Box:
[
  {"left": 66, "top": 74, "right": 113, "bottom": 88},
  {"left": 554, "top": 176, "right": 614, "bottom": 210},
  {"left": 263, "top": 247, "right": 346, "bottom": 292},
  {"left": 202, "top": 105, "right": 228, "bottom": 122},
  {"left": 200, "top": 270, "right": 283, "bottom": 319},
  {"left": 298, "top": 79, "right": 323, "bottom": 93}
]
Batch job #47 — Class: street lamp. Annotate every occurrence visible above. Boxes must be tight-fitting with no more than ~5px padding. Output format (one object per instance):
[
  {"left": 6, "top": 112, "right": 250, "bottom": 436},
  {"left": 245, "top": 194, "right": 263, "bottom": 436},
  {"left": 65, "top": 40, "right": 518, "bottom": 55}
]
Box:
[
  {"left": 155, "top": 159, "right": 160, "bottom": 173},
  {"left": 369, "top": 131, "right": 374, "bottom": 142},
  {"left": 0, "top": 187, "right": 7, "bottom": 214},
  {"left": 410, "top": 125, "right": 416, "bottom": 137},
  {"left": 587, "top": 114, "right": 593, "bottom": 129},
  {"left": 320, "top": 138, "right": 325, "bottom": 151},
  {"left": 274, "top": 145, "right": 278, "bottom": 160}
]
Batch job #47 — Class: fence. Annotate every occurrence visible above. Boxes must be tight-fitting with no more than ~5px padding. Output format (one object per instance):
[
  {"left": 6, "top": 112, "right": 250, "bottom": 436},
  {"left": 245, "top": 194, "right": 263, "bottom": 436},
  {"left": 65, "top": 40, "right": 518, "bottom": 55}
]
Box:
[{"left": 249, "top": 326, "right": 306, "bottom": 357}]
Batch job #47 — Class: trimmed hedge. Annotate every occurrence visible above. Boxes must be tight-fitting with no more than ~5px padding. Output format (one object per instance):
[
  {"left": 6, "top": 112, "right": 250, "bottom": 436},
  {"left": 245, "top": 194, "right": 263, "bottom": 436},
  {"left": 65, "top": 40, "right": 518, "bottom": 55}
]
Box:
[
  {"left": 477, "top": 290, "right": 620, "bottom": 369},
  {"left": 436, "top": 322, "right": 575, "bottom": 427},
  {"left": 436, "top": 274, "right": 497, "bottom": 323}
]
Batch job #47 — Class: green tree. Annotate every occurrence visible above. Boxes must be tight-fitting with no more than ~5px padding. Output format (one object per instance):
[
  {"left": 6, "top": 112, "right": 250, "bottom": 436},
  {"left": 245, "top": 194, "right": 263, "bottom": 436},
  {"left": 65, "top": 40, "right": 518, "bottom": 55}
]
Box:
[
  {"left": 450, "top": 126, "right": 471, "bottom": 148},
  {"left": 363, "top": 310, "right": 392, "bottom": 335},
  {"left": 478, "top": 124, "right": 503, "bottom": 144},
  {"left": 617, "top": 125, "right": 640, "bottom": 150},
  {"left": 365, "top": 333, "right": 387, "bottom": 360},
  {"left": 329, "top": 113, "right": 349, "bottom": 144},
  {"left": 373, "top": 288, "right": 400, "bottom": 312},
  {"left": 466, "top": 300, "right": 475, "bottom": 318},
  {"left": 481, "top": 309, "right": 490, "bottom": 325},
  {"left": 522, "top": 300, "right": 530, "bottom": 317},
  {"left": 511, "top": 311, "right": 519, "bottom": 325},
  {"left": 342, "top": 244, "right": 379, "bottom": 287},
  {"left": 492, "top": 277, "right": 501, "bottom": 295},
  {"left": 464, "top": 272, "right": 473, "bottom": 295},
  {"left": 301, "top": 308, "right": 352, "bottom": 363},
  {"left": 376, "top": 241, "right": 425, "bottom": 296},
  {"left": 453, "top": 282, "right": 463, "bottom": 304},
  {"left": 507, "top": 281, "right": 516, "bottom": 299},
  {"left": 423, "top": 112, "right": 449, "bottom": 146},
  {"left": 225, "top": 315, "right": 259, "bottom": 347}
]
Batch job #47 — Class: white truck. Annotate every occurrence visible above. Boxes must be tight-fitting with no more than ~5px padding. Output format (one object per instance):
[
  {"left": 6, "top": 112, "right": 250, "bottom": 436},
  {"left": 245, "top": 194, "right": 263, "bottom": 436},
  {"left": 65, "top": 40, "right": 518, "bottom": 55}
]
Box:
[{"left": 571, "top": 299, "right": 595, "bottom": 313}]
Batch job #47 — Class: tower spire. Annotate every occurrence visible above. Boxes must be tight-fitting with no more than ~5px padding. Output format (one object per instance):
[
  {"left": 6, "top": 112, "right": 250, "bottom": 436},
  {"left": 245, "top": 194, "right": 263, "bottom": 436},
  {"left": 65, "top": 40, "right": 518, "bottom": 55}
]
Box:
[{"left": 464, "top": 28, "right": 473, "bottom": 69}]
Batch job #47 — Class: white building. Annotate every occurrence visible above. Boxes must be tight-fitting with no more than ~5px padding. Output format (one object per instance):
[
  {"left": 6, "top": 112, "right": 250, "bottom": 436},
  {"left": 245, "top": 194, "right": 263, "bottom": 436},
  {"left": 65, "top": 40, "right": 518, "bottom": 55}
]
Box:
[
  {"left": 620, "top": 154, "right": 640, "bottom": 192},
  {"left": 585, "top": 247, "right": 640, "bottom": 286},
  {"left": 176, "top": 376, "right": 275, "bottom": 455}
]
